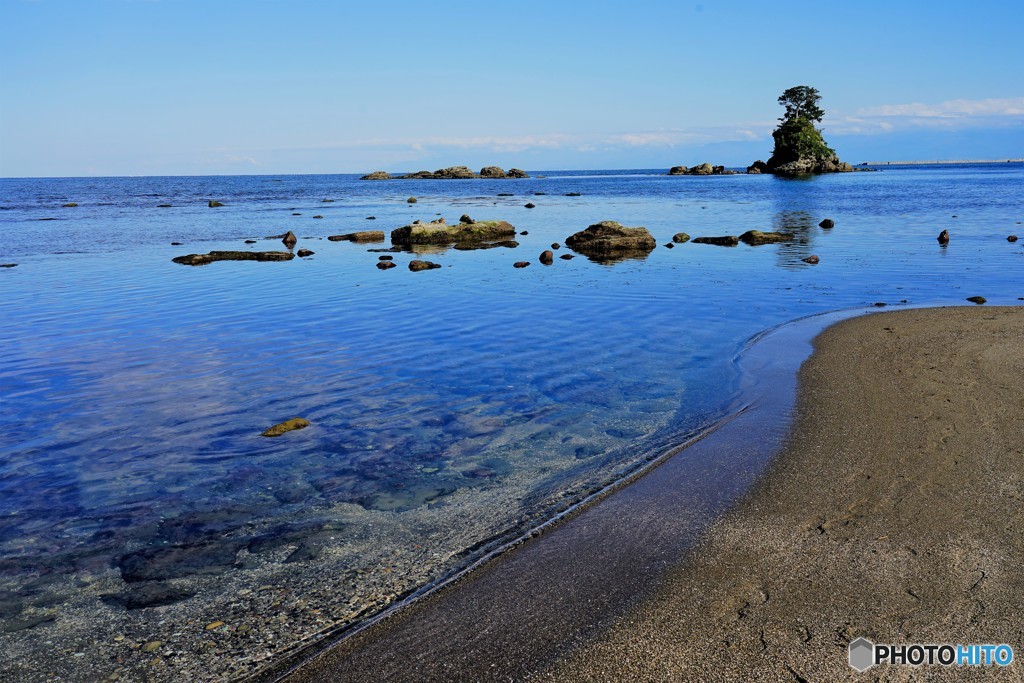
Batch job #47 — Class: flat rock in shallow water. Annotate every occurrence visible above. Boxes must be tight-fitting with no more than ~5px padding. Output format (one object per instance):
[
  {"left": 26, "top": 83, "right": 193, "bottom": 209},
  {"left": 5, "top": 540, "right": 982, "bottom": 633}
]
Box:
[
  {"left": 328, "top": 231, "right": 385, "bottom": 243},
  {"left": 261, "top": 417, "right": 310, "bottom": 437},
  {"left": 739, "top": 230, "right": 794, "bottom": 245},
  {"left": 409, "top": 260, "right": 442, "bottom": 271},
  {"left": 297, "top": 249, "right": 314, "bottom": 257},
  {"left": 692, "top": 235, "right": 740, "bottom": 247},
  {"left": 376, "top": 261, "right": 397, "bottom": 270},
  {"left": 172, "top": 251, "right": 295, "bottom": 266},
  {"left": 391, "top": 218, "right": 516, "bottom": 245},
  {"left": 565, "top": 221, "right": 657, "bottom": 260}
]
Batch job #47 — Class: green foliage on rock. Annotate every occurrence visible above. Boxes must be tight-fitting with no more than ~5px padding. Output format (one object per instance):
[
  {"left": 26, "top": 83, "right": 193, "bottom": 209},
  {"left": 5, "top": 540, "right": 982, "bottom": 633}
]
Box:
[{"left": 765, "top": 85, "right": 850, "bottom": 175}]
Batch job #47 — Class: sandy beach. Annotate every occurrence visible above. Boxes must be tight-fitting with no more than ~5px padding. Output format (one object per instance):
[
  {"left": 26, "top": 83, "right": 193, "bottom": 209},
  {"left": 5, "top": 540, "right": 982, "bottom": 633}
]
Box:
[{"left": 544, "top": 306, "right": 1024, "bottom": 681}]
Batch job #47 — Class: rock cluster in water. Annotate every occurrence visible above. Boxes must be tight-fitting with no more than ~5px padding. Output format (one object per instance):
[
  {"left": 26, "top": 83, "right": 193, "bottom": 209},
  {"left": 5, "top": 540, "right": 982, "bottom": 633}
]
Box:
[
  {"left": 668, "top": 163, "right": 737, "bottom": 176},
  {"left": 361, "top": 166, "right": 529, "bottom": 180}
]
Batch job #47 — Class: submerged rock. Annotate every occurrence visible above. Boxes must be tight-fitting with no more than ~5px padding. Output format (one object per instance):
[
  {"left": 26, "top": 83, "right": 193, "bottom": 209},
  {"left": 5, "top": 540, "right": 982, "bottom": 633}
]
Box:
[
  {"left": 560, "top": 254, "right": 574, "bottom": 260},
  {"left": 378, "top": 255, "right": 394, "bottom": 260},
  {"left": 261, "top": 417, "right": 310, "bottom": 437},
  {"left": 539, "top": 250, "right": 554, "bottom": 264},
  {"left": 938, "top": 229, "right": 950, "bottom": 245},
  {"left": 101, "top": 583, "right": 196, "bottom": 610},
  {"left": 360, "top": 171, "right": 392, "bottom": 180},
  {"left": 1008, "top": 235, "right": 1018, "bottom": 242},
  {"left": 802, "top": 255, "right": 820, "bottom": 264},
  {"left": 565, "top": 221, "right": 656, "bottom": 261},
  {"left": 157, "top": 203, "right": 172, "bottom": 208},
  {"left": 328, "top": 231, "right": 385, "bottom": 243},
  {"left": 244, "top": 239, "right": 257, "bottom": 244},
  {"left": 0, "top": 263, "right": 17, "bottom": 268},
  {"left": 967, "top": 296, "right": 987, "bottom": 304},
  {"left": 664, "top": 242, "right": 674, "bottom": 249},
  {"left": 672, "top": 232, "right": 691, "bottom": 244},
  {"left": 739, "top": 230, "right": 794, "bottom": 245},
  {"left": 819, "top": 218, "right": 835, "bottom": 229},
  {"left": 117, "top": 541, "right": 244, "bottom": 582},
  {"left": 452, "top": 240, "right": 519, "bottom": 251},
  {"left": 282, "top": 231, "right": 298, "bottom": 248},
  {"left": 524, "top": 202, "right": 536, "bottom": 209},
  {"left": 564, "top": 192, "right": 581, "bottom": 196},
  {"left": 297, "top": 249, "right": 314, "bottom": 257},
  {"left": 407, "top": 197, "right": 417, "bottom": 203},
  {"left": 391, "top": 218, "right": 516, "bottom": 245},
  {"left": 172, "top": 251, "right": 295, "bottom": 266},
  {"left": 62, "top": 202, "right": 78, "bottom": 208},
  {"left": 409, "top": 260, "right": 442, "bottom": 271},
  {"left": 208, "top": 200, "right": 224, "bottom": 208},
  {"left": 376, "top": 261, "right": 397, "bottom": 270},
  {"left": 692, "top": 235, "right": 740, "bottom": 247}
]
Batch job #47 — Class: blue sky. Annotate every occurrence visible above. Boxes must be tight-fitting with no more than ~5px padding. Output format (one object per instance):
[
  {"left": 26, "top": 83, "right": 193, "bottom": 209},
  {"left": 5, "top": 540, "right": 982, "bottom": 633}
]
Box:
[{"left": 1, "top": 0, "right": 1022, "bottom": 177}]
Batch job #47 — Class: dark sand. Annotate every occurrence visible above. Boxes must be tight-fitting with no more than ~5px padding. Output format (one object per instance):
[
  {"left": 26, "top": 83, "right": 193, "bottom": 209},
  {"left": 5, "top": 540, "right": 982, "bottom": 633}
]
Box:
[{"left": 545, "top": 306, "right": 1024, "bottom": 681}]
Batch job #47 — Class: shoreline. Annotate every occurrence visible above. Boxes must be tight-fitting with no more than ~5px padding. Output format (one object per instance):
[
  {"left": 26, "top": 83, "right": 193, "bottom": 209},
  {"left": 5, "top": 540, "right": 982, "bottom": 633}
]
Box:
[
  {"left": 545, "top": 305, "right": 1024, "bottom": 680},
  {"left": 260, "top": 307, "right": 864, "bottom": 682}
]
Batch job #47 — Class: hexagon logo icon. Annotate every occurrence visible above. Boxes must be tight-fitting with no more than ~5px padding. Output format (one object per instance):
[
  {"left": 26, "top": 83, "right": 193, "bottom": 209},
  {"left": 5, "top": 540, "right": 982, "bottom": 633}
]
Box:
[{"left": 849, "top": 637, "right": 875, "bottom": 672}]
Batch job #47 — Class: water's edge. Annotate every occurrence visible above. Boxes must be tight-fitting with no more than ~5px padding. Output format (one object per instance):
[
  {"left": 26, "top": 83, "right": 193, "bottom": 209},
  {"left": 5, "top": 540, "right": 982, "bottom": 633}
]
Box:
[{"left": 248, "top": 305, "right": 877, "bottom": 683}]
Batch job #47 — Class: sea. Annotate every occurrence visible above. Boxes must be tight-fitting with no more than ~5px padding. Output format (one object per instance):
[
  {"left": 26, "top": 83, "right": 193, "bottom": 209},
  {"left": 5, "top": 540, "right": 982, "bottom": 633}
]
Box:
[{"left": 1, "top": 163, "right": 1021, "bottom": 681}]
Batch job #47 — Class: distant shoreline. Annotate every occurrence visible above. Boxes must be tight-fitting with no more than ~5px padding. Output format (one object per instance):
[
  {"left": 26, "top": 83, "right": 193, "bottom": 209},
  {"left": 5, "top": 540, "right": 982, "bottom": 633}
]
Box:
[{"left": 863, "top": 158, "right": 1024, "bottom": 165}]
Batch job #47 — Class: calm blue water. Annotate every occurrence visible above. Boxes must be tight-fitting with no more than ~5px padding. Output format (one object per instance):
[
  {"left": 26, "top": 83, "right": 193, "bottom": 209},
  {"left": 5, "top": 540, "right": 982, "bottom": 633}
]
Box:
[{"left": 0, "top": 165, "right": 1022, "bottom": 681}]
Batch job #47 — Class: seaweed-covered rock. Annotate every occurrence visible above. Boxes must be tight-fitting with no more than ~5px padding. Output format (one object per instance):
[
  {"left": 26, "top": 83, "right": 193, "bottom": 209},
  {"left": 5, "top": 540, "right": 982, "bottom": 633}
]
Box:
[
  {"left": 101, "top": 583, "right": 196, "bottom": 610},
  {"left": 739, "top": 230, "right": 794, "bottom": 245},
  {"left": 360, "top": 171, "right": 392, "bottom": 180},
  {"left": 409, "top": 260, "right": 442, "bottom": 271},
  {"left": 172, "top": 251, "right": 295, "bottom": 266},
  {"left": 692, "top": 235, "right": 740, "bottom": 247},
  {"left": 672, "top": 232, "right": 691, "bottom": 244},
  {"left": 327, "top": 231, "right": 385, "bottom": 243},
  {"left": 262, "top": 418, "right": 310, "bottom": 437},
  {"left": 479, "top": 166, "right": 507, "bottom": 178},
  {"left": 391, "top": 218, "right": 517, "bottom": 245},
  {"left": 565, "top": 221, "right": 657, "bottom": 260},
  {"left": 116, "top": 542, "right": 244, "bottom": 582},
  {"left": 507, "top": 168, "right": 529, "bottom": 178}
]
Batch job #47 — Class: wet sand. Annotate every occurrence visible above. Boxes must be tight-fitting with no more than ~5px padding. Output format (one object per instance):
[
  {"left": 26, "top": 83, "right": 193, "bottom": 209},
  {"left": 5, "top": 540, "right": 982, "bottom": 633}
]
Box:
[{"left": 545, "top": 306, "right": 1024, "bottom": 681}]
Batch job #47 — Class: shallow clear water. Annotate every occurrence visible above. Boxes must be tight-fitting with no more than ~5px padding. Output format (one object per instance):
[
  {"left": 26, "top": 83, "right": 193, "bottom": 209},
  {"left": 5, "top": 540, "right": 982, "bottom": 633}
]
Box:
[{"left": 0, "top": 165, "right": 1022, "bottom": 680}]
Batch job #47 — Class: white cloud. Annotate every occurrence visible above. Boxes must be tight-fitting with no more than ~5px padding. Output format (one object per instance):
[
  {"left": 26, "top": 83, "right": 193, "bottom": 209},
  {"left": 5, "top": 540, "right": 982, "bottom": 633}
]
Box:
[{"left": 828, "top": 96, "right": 1024, "bottom": 135}]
